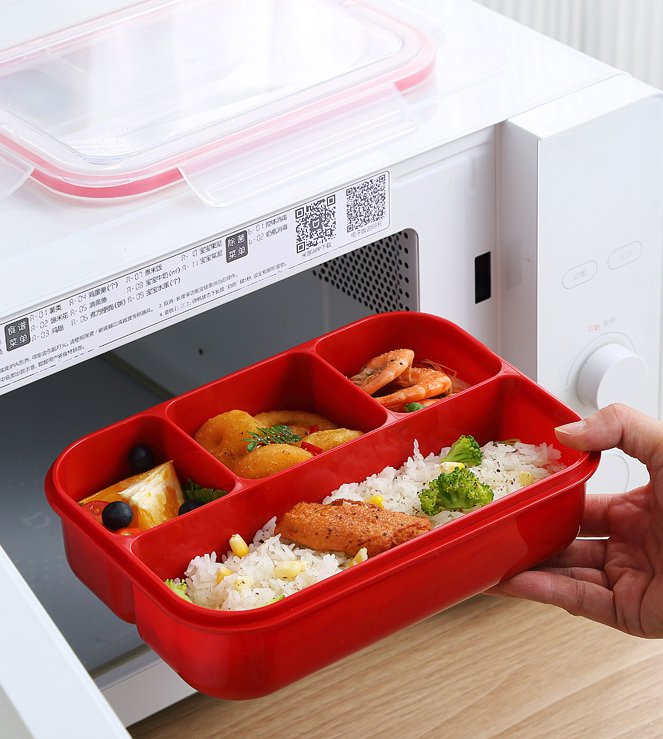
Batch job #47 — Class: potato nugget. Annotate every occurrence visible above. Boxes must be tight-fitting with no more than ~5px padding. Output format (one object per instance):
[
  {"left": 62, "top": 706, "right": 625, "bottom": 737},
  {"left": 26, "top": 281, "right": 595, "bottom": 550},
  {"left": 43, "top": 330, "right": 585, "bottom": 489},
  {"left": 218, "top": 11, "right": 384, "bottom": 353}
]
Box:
[
  {"left": 233, "top": 444, "right": 313, "bottom": 479},
  {"left": 301, "top": 428, "right": 363, "bottom": 452},
  {"left": 194, "top": 410, "right": 258, "bottom": 470},
  {"left": 253, "top": 410, "right": 337, "bottom": 438}
]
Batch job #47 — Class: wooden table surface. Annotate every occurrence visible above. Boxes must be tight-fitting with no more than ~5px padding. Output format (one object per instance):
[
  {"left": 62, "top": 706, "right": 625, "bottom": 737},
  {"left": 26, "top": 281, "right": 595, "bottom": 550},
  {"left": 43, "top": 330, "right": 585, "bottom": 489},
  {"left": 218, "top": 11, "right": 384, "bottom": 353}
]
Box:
[{"left": 129, "top": 595, "right": 663, "bottom": 738}]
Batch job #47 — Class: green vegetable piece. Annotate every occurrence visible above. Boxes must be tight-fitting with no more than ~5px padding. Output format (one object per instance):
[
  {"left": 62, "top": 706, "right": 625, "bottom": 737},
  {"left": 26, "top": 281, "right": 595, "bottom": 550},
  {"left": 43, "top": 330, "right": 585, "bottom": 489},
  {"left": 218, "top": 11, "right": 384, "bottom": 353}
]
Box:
[
  {"left": 183, "top": 479, "right": 227, "bottom": 504},
  {"left": 263, "top": 594, "right": 286, "bottom": 606},
  {"left": 164, "top": 579, "right": 192, "bottom": 602},
  {"left": 419, "top": 467, "right": 493, "bottom": 516},
  {"left": 441, "top": 434, "right": 482, "bottom": 467},
  {"left": 403, "top": 402, "right": 425, "bottom": 412},
  {"left": 244, "top": 424, "right": 302, "bottom": 452}
]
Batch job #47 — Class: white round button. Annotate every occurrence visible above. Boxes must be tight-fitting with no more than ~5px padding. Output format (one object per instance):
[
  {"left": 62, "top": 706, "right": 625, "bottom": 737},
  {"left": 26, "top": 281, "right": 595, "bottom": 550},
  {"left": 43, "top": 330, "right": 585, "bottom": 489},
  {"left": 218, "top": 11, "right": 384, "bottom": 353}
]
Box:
[{"left": 576, "top": 342, "right": 649, "bottom": 411}]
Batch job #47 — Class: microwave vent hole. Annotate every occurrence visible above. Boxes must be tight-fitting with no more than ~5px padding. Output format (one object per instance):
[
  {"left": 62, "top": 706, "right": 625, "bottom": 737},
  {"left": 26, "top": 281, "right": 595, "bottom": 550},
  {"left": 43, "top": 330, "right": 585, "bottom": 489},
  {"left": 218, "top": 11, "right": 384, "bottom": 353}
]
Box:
[{"left": 311, "top": 228, "right": 419, "bottom": 313}]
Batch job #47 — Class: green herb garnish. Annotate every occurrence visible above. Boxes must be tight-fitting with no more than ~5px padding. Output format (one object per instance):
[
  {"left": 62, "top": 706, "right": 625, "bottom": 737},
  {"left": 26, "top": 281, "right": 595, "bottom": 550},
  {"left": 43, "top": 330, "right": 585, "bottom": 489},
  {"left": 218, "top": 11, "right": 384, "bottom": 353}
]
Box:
[
  {"left": 183, "top": 479, "right": 228, "bottom": 504},
  {"left": 164, "top": 579, "right": 192, "bottom": 602},
  {"left": 244, "top": 425, "right": 302, "bottom": 452},
  {"left": 403, "top": 402, "right": 425, "bottom": 412}
]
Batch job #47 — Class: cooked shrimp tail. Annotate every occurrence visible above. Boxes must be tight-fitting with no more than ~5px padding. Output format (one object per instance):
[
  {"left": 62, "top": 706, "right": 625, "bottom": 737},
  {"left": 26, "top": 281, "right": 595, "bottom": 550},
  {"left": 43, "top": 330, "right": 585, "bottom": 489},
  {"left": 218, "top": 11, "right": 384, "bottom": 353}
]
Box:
[
  {"left": 376, "top": 367, "right": 452, "bottom": 410},
  {"left": 419, "top": 359, "right": 467, "bottom": 394},
  {"left": 349, "top": 349, "right": 415, "bottom": 396}
]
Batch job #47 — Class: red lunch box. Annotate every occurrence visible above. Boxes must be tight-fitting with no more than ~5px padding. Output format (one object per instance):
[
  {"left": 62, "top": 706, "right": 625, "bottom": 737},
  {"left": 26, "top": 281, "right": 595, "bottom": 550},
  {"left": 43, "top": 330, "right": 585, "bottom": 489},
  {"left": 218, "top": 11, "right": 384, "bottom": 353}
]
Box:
[{"left": 45, "top": 312, "right": 599, "bottom": 699}]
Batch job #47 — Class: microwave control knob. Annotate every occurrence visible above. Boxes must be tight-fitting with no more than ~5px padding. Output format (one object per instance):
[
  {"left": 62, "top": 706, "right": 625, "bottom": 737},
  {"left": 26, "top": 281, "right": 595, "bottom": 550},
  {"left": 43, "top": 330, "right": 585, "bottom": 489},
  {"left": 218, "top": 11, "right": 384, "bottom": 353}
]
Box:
[{"left": 576, "top": 343, "right": 649, "bottom": 411}]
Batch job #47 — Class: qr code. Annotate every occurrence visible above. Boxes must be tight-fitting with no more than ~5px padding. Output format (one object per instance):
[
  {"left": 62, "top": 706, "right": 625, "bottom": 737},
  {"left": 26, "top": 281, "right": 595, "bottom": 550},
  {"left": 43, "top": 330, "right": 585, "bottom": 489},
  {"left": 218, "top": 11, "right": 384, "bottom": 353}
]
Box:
[
  {"left": 295, "top": 195, "right": 337, "bottom": 253},
  {"left": 346, "top": 173, "right": 387, "bottom": 233}
]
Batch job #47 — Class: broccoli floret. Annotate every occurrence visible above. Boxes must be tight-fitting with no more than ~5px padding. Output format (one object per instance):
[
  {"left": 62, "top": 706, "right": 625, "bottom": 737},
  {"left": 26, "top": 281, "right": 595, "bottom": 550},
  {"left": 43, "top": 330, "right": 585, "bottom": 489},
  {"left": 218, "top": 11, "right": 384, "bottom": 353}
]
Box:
[
  {"left": 419, "top": 467, "right": 493, "bottom": 515},
  {"left": 441, "top": 434, "right": 482, "bottom": 467},
  {"left": 164, "top": 578, "right": 192, "bottom": 602}
]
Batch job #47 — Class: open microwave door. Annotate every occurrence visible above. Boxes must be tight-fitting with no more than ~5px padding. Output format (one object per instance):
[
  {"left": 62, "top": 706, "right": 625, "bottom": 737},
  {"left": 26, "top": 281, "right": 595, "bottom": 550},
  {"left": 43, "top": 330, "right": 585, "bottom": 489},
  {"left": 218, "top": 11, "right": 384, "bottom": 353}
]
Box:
[{"left": 0, "top": 544, "right": 129, "bottom": 738}]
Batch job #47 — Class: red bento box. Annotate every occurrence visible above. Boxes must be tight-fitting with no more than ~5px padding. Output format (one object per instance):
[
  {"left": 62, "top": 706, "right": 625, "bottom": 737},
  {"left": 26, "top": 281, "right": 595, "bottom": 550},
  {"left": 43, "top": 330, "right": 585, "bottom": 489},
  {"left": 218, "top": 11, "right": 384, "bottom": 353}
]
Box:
[{"left": 45, "top": 312, "right": 599, "bottom": 700}]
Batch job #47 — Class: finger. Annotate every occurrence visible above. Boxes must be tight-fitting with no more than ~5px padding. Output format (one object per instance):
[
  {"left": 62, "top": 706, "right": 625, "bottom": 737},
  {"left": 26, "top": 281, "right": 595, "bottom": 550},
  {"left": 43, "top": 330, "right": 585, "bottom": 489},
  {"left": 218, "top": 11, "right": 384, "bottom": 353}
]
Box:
[
  {"left": 555, "top": 404, "right": 663, "bottom": 470},
  {"left": 538, "top": 566, "right": 609, "bottom": 588},
  {"left": 541, "top": 539, "right": 607, "bottom": 569},
  {"left": 579, "top": 494, "right": 615, "bottom": 537},
  {"left": 494, "top": 570, "right": 617, "bottom": 628},
  {"left": 483, "top": 542, "right": 607, "bottom": 594}
]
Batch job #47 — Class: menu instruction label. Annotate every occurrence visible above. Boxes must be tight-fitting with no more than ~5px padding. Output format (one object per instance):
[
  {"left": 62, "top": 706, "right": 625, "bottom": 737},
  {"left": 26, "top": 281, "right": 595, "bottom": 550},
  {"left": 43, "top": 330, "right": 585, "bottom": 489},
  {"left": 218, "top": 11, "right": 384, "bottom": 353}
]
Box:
[{"left": 0, "top": 171, "right": 390, "bottom": 392}]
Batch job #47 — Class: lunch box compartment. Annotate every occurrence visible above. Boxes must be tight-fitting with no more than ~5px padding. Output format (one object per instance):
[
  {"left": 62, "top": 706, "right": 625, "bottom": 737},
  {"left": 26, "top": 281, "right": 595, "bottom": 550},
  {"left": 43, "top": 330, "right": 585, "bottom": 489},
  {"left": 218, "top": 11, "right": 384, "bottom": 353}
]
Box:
[
  {"left": 50, "top": 413, "right": 238, "bottom": 506},
  {"left": 167, "top": 350, "right": 388, "bottom": 442},
  {"left": 314, "top": 311, "right": 504, "bottom": 394},
  {"left": 48, "top": 413, "right": 239, "bottom": 621},
  {"left": 45, "top": 312, "right": 599, "bottom": 698}
]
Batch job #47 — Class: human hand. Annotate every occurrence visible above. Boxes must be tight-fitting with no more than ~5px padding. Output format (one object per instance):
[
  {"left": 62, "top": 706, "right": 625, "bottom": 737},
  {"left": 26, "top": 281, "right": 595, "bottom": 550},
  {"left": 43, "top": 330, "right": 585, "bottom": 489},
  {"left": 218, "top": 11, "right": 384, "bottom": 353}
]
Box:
[{"left": 487, "top": 403, "right": 663, "bottom": 637}]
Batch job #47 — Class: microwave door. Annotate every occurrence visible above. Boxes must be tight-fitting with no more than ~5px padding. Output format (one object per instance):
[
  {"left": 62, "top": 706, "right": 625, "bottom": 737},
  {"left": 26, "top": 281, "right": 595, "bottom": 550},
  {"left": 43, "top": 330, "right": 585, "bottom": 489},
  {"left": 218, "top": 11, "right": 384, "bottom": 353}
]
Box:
[{"left": 0, "top": 545, "right": 129, "bottom": 738}]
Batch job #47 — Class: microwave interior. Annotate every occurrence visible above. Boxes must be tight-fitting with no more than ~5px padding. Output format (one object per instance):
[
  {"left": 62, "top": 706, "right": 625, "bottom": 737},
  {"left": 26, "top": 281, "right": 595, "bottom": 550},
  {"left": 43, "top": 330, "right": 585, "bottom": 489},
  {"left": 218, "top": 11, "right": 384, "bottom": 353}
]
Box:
[{"left": 0, "top": 234, "right": 423, "bottom": 676}]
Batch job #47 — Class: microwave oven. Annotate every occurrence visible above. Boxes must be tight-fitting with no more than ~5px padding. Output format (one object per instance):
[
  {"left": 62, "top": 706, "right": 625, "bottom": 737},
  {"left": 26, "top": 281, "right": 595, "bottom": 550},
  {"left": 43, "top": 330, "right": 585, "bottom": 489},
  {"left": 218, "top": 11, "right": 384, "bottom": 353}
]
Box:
[{"left": 1, "top": 0, "right": 662, "bottom": 734}]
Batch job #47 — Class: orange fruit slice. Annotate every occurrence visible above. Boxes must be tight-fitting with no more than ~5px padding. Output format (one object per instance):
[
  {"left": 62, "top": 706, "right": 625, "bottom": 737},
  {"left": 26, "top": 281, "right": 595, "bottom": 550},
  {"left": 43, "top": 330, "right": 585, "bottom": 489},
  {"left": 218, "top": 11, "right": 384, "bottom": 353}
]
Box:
[{"left": 79, "top": 461, "right": 184, "bottom": 530}]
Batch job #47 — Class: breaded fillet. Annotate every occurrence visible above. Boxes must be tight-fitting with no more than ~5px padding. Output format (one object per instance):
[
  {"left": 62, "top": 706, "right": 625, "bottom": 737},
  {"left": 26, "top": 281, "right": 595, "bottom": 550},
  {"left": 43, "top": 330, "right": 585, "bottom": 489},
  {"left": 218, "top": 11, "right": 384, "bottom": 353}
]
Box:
[{"left": 275, "top": 499, "right": 432, "bottom": 557}]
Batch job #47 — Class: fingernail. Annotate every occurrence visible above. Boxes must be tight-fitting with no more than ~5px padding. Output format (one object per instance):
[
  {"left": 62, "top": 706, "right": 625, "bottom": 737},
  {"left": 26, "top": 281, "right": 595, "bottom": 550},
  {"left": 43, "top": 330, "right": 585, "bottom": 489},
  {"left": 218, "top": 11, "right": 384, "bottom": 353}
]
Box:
[{"left": 555, "top": 420, "right": 586, "bottom": 436}]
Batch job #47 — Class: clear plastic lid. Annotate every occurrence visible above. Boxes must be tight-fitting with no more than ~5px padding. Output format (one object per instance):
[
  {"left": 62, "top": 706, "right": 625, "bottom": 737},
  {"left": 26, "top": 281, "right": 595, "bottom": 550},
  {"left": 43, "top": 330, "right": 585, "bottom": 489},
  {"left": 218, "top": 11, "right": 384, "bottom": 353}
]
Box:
[{"left": 0, "top": 0, "right": 436, "bottom": 200}]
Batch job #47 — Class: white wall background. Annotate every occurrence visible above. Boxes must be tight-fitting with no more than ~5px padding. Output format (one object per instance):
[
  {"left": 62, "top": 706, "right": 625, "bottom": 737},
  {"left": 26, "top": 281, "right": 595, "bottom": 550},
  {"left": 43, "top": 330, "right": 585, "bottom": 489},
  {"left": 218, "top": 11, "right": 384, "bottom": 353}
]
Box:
[{"left": 475, "top": 0, "right": 663, "bottom": 89}]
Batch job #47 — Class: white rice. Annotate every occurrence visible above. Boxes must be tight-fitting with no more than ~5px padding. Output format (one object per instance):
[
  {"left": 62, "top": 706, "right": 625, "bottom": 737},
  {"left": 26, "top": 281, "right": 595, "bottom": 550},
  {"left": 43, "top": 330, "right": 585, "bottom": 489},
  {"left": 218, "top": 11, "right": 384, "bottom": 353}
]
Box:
[
  {"left": 323, "top": 440, "right": 564, "bottom": 527},
  {"left": 180, "top": 440, "right": 563, "bottom": 611},
  {"left": 180, "top": 517, "right": 350, "bottom": 611}
]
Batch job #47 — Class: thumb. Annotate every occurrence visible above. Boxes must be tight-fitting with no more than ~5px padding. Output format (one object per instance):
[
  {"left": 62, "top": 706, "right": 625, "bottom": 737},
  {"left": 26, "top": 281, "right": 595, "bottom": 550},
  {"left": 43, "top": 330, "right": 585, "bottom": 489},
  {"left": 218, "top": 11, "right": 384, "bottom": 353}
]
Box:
[{"left": 555, "top": 403, "right": 663, "bottom": 470}]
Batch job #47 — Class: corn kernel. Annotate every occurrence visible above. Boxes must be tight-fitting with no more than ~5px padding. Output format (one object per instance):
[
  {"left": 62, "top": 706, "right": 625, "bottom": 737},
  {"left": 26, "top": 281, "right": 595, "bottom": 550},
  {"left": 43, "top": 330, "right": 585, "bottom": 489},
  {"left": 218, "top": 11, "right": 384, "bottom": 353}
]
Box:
[
  {"left": 367, "top": 495, "right": 384, "bottom": 508},
  {"left": 229, "top": 533, "right": 249, "bottom": 557},
  {"left": 215, "top": 566, "right": 233, "bottom": 584},
  {"left": 273, "top": 560, "right": 307, "bottom": 580},
  {"left": 517, "top": 471, "right": 535, "bottom": 487},
  {"left": 440, "top": 461, "right": 465, "bottom": 474},
  {"left": 351, "top": 547, "right": 368, "bottom": 566}
]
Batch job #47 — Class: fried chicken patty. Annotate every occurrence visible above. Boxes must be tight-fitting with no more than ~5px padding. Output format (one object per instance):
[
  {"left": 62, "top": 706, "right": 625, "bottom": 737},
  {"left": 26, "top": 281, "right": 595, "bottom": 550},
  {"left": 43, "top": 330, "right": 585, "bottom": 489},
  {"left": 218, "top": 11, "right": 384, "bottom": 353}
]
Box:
[{"left": 275, "top": 499, "right": 431, "bottom": 557}]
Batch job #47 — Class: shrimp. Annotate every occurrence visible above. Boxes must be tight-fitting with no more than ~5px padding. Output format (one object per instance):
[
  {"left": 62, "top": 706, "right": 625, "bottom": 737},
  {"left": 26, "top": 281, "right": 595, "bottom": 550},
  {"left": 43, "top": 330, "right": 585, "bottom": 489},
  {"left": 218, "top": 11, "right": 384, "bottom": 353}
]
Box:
[
  {"left": 375, "top": 366, "right": 452, "bottom": 410},
  {"left": 349, "top": 349, "right": 415, "bottom": 396},
  {"left": 419, "top": 359, "right": 469, "bottom": 395}
]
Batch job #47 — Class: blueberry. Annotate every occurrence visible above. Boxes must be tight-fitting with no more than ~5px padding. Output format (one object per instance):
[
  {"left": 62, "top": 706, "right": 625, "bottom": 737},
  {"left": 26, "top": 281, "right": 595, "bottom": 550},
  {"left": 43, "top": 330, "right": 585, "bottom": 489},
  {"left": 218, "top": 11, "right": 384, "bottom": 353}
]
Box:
[
  {"left": 102, "top": 501, "right": 134, "bottom": 531},
  {"left": 128, "top": 444, "right": 155, "bottom": 473},
  {"left": 178, "top": 500, "right": 203, "bottom": 516}
]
